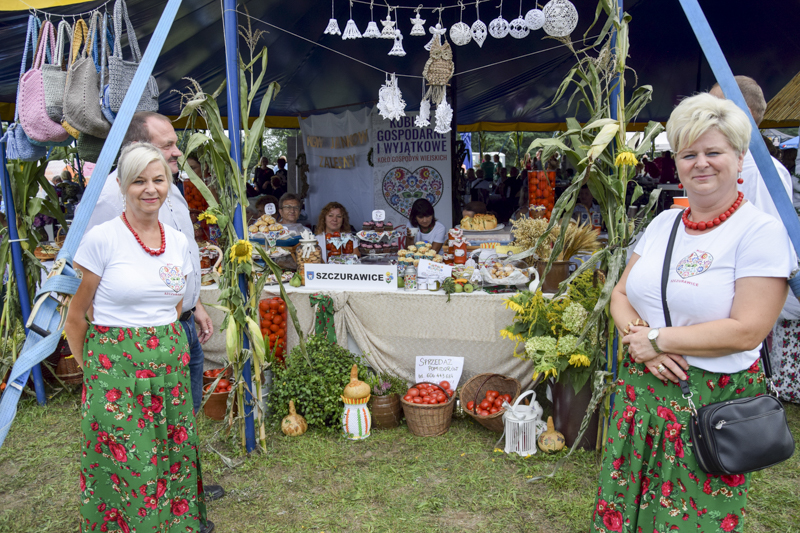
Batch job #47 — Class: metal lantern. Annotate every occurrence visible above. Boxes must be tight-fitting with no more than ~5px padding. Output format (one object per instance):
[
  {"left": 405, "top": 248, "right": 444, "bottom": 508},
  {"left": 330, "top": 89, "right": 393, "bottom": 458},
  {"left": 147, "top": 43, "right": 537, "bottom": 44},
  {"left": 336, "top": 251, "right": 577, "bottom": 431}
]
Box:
[
  {"left": 542, "top": 0, "right": 578, "bottom": 37},
  {"left": 502, "top": 390, "right": 545, "bottom": 457}
]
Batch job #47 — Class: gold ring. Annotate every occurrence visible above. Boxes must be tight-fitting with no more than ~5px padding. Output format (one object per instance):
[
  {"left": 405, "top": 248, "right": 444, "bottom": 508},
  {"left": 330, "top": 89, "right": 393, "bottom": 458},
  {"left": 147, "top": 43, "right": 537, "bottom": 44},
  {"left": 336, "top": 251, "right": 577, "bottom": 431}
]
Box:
[{"left": 656, "top": 363, "right": 666, "bottom": 374}]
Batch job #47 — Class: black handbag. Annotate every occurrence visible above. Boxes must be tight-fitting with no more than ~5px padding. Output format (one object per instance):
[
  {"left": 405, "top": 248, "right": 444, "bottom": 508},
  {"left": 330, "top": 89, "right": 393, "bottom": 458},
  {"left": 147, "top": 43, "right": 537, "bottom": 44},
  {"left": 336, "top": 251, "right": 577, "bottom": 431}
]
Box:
[{"left": 660, "top": 213, "right": 795, "bottom": 475}]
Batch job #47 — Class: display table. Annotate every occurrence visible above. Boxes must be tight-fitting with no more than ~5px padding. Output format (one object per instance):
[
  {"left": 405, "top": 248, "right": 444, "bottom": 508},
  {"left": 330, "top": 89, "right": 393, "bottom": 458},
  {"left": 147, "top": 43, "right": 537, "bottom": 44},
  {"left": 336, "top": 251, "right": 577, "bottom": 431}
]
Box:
[{"left": 199, "top": 283, "right": 535, "bottom": 390}]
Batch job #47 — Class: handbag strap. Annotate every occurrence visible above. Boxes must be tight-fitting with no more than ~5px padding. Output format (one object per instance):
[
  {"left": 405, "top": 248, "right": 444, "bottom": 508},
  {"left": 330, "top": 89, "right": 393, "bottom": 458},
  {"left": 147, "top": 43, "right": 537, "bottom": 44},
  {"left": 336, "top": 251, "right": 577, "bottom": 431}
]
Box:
[
  {"left": 100, "top": 13, "right": 111, "bottom": 89},
  {"left": 53, "top": 20, "right": 73, "bottom": 69},
  {"left": 32, "top": 20, "right": 56, "bottom": 71},
  {"left": 16, "top": 15, "right": 41, "bottom": 121},
  {"left": 87, "top": 11, "right": 103, "bottom": 70},
  {"left": 67, "top": 18, "right": 88, "bottom": 67},
  {"left": 113, "top": 0, "right": 144, "bottom": 63}
]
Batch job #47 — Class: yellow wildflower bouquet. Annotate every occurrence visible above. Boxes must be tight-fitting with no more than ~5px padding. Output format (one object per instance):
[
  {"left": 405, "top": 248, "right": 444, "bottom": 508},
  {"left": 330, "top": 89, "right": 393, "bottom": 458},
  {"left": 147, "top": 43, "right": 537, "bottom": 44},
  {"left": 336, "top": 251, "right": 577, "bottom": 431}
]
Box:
[{"left": 501, "top": 271, "right": 604, "bottom": 393}]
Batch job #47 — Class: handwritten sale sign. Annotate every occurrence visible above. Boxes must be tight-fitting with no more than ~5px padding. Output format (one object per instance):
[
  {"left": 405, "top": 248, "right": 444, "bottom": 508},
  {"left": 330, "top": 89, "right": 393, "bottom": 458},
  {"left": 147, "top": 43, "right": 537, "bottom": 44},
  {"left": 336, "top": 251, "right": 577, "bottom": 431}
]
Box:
[{"left": 415, "top": 356, "right": 465, "bottom": 389}]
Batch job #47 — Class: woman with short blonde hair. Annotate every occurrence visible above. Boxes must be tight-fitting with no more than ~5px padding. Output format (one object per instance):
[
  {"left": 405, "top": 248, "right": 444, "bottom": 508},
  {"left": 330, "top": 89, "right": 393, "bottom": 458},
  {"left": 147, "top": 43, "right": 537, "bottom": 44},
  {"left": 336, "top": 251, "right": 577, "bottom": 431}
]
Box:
[{"left": 592, "top": 93, "right": 794, "bottom": 532}]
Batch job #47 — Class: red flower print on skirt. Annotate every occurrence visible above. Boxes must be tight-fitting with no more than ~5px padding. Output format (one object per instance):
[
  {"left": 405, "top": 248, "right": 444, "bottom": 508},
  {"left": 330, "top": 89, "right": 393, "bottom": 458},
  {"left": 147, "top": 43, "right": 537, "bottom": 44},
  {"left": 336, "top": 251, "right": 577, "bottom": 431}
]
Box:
[
  {"left": 602, "top": 509, "right": 623, "bottom": 532},
  {"left": 171, "top": 498, "right": 190, "bottom": 516},
  {"left": 146, "top": 336, "right": 160, "bottom": 350},
  {"left": 720, "top": 513, "right": 739, "bottom": 531}
]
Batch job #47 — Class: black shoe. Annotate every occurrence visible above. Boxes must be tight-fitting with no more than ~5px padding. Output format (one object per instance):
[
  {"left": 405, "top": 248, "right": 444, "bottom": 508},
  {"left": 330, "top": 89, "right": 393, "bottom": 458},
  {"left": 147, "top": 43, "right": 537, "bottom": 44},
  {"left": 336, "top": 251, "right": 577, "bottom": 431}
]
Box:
[
  {"left": 204, "top": 484, "right": 225, "bottom": 502},
  {"left": 199, "top": 520, "right": 215, "bottom": 533}
]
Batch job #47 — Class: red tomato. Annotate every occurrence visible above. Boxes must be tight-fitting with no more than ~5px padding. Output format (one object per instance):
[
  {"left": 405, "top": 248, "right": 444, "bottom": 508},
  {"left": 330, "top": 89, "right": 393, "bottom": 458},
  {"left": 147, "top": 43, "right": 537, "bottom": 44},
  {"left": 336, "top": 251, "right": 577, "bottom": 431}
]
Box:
[
  {"left": 218, "top": 378, "right": 230, "bottom": 389},
  {"left": 439, "top": 381, "right": 451, "bottom": 390},
  {"left": 478, "top": 409, "right": 488, "bottom": 416},
  {"left": 493, "top": 398, "right": 504, "bottom": 408},
  {"left": 479, "top": 400, "right": 492, "bottom": 410},
  {"left": 502, "top": 394, "right": 512, "bottom": 403},
  {"left": 435, "top": 394, "right": 446, "bottom": 403},
  {"left": 278, "top": 303, "right": 286, "bottom": 313},
  {"left": 407, "top": 388, "right": 420, "bottom": 397},
  {"left": 272, "top": 315, "right": 283, "bottom": 325},
  {"left": 412, "top": 397, "right": 423, "bottom": 404},
  {"left": 420, "top": 389, "right": 430, "bottom": 397},
  {"left": 417, "top": 383, "right": 428, "bottom": 389},
  {"left": 403, "top": 395, "right": 413, "bottom": 402},
  {"left": 466, "top": 401, "right": 475, "bottom": 410},
  {"left": 486, "top": 390, "right": 498, "bottom": 400},
  {"left": 445, "top": 389, "right": 453, "bottom": 397},
  {"left": 489, "top": 407, "right": 499, "bottom": 414},
  {"left": 429, "top": 397, "right": 439, "bottom": 404}
]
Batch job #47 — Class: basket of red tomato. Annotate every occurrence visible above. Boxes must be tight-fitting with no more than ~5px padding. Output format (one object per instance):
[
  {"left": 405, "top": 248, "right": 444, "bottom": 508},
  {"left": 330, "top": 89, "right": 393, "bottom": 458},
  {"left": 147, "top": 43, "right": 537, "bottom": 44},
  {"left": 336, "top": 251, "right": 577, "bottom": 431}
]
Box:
[
  {"left": 461, "top": 373, "right": 521, "bottom": 433},
  {"left": 259, "top": 297, "right": 288, "bottom": 364},
  {"left": 203, "top": 377, "right": 235, "bottom": 421},
  {"left": 401, "top": 381, "right": 456, "bottom": 437}
]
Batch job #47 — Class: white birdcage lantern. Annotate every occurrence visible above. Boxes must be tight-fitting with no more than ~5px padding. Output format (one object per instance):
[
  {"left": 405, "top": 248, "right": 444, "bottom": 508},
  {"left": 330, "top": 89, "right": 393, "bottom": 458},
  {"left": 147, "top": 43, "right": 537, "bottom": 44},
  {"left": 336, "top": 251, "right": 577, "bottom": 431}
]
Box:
[{"left": 501, "top": 390, "right": 545, "bottom": 457}]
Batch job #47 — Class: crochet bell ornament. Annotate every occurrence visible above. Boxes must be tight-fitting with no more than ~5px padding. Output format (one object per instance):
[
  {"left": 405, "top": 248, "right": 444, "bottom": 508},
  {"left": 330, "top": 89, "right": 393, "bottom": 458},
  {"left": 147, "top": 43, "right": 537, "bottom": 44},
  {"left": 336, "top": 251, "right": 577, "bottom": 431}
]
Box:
[
  {"left": 377, "top": 73, "right": 406, "bottom": 121},
  {"left": 363, "top": 1, "right": 381, "bottom": 38},
  {"left": 388, "top": 29, "right": 406, "bottom": 57},
  {"left": 323, "top": 0, "right": 341, "bottom": 36},
  {"left": 342, "top": 1, "right": 362, "bottom": 40},
  {"left": 410, "top": 11, "right": 426, "bottom": 36}
]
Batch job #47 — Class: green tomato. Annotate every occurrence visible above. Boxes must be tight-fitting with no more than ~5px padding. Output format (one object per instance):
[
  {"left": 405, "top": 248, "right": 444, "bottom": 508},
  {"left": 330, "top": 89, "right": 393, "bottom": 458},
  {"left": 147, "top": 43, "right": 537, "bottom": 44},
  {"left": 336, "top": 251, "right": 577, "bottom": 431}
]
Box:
[
  {"left": 454, "top": 284, "right": 463, "bottom": 293},
  {"left": 464, "top": 283, "right": 474, "bottom": 293}
]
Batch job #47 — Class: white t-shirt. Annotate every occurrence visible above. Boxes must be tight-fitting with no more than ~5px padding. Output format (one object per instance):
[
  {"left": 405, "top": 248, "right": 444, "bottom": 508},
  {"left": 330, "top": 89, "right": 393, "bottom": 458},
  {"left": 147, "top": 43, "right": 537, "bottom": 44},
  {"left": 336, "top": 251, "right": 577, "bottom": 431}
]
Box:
[
  {"left": 75, "top": 217, "right": 194, "bottom": 327},
  {"left": 414, "top": 221, "right": 447, "bottom": 244},
  {"left": 627, "top": 203, "right": 794, "bottom": 373},
  {"left": 738, "top": 152, "right": 800, "bottom": 319},
  {"left": 79, "top": 170, "right": 201, "bottom": 310}
]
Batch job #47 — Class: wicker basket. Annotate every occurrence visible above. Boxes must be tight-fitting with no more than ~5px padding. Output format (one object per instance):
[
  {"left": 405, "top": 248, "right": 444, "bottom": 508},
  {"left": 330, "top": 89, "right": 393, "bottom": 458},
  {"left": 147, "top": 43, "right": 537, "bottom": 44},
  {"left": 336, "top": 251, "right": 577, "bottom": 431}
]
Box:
[
  {"left": 55, "top": 354, "right": 83, "bottom": 384},
  {"left": 400, "top": 382, "right": 456, "bottom": 437},
  {"left": 461, "top": 373, "right": 521, "bottom": 433}
]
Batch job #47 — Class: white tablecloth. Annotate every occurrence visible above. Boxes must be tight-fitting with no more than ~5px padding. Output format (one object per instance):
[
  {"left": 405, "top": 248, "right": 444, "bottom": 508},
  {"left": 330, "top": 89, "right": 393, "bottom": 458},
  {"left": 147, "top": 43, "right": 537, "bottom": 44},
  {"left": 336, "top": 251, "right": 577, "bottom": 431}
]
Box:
[{"left": 199, "top": 284, "right": 535, "bottom": 390}]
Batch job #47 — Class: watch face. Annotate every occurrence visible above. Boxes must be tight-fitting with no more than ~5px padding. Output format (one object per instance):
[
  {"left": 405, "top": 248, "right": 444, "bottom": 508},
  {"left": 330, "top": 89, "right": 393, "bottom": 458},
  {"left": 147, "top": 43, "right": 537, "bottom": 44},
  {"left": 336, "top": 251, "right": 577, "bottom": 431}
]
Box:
[{"left": 648, "top": 329, "right": 658, "bottom": 340}]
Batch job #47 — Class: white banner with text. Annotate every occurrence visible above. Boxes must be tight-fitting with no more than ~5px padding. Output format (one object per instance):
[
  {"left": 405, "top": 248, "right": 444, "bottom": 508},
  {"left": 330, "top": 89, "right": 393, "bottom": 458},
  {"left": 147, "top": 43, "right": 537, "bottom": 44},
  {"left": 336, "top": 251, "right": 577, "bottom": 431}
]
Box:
[
  {"left": 371, "top": 111, "right": 452, "bottom": 230},
  {"left": 300, "top": 107, "right": 374, "bottom": 230},
  {"left": 304, "top": 264, "right": 399, "bottom": 291}
]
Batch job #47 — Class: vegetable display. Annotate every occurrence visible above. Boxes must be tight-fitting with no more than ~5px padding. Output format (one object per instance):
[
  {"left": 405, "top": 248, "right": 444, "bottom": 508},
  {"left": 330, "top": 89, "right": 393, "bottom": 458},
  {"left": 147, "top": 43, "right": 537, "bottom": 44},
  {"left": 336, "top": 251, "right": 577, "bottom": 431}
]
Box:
[
  {"left": 465, "top": 389, "right": 512, "bottom": 417},
  {"left": 403, "top": 381, "right": 454, "bottom": 405},
  {"left": 259, "top": 297, "right": 287, "bottom": 364}
]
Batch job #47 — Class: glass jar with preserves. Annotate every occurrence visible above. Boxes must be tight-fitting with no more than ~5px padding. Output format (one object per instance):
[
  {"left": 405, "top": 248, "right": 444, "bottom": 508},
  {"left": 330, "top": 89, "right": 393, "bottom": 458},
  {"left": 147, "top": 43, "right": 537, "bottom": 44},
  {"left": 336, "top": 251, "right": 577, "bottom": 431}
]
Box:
[{"left": 296, "top": 236, "right": 323, "bottom": 285}]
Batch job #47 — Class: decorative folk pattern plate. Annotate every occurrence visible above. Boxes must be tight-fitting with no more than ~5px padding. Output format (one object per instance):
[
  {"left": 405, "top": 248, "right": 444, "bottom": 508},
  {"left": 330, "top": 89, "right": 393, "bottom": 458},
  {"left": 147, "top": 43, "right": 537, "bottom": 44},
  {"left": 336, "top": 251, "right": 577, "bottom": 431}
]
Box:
[{"left": 382, "top": 166, "right": 444, "bottom": 218}]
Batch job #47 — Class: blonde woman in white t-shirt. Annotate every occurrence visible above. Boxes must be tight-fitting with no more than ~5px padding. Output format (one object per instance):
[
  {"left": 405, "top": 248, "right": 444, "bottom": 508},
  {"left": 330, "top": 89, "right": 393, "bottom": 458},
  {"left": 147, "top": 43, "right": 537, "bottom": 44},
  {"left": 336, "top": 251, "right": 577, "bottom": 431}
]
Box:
[
  {"left": 592, "top": 94, "right": 794, "bottom": 533},
  {"left": 66, "top": 144, "right": 211, "bottom": 533}
]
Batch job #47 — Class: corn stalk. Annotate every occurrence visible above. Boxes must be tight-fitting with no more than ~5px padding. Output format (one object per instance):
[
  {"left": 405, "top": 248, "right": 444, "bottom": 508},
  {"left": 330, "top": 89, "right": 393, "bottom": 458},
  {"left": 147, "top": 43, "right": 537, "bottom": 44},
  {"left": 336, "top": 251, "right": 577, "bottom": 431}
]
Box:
[
  {"left": 171, "top": 32, "right": 305, "bottom": 452},
  {"left": 511, "top": 0, "right": 663, "bottom": 456}
]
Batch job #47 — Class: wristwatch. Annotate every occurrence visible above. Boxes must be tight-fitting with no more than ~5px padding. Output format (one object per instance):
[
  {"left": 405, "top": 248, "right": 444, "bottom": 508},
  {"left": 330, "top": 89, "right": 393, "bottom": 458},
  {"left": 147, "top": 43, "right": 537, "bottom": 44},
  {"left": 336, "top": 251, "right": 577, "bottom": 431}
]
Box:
[{"left": 648, "top": 328, "right": 664, "bottom": 354}]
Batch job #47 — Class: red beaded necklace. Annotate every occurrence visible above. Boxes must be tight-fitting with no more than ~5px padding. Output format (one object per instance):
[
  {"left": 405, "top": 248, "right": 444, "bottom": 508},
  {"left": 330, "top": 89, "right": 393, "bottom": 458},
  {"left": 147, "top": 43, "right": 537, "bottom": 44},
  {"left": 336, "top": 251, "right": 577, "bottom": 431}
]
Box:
[
  {"left": 681, "top": 191, "right": 744, "bottom": 231},
  {"left": 122, "top": 212, "right": 166, "bottom": 256}
]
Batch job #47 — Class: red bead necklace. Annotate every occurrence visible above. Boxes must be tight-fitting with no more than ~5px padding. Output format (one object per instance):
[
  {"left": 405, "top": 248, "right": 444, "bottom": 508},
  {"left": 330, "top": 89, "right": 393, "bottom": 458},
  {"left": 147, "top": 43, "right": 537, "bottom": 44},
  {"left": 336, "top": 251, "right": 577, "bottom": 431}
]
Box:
[
  {"left": 681, "top": 191, "right": 744, "bottom": 231},
  {"left": 122, "top": 212, "right": 166, "bottom": 256}
]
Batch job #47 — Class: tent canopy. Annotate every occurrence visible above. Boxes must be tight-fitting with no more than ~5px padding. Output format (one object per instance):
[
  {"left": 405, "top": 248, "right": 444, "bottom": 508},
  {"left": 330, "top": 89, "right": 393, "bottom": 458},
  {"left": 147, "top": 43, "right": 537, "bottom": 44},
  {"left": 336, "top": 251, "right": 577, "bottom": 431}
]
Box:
[{"left": 1, "top": 0, "right": 799, "bottom": 130}]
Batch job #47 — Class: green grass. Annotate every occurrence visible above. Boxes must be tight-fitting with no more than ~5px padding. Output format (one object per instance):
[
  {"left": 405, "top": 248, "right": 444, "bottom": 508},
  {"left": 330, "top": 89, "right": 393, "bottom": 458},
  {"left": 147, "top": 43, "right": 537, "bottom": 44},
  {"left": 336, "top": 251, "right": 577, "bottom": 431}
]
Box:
[{"left": 1, "top": 390, "right": 799, "bottom": 532}]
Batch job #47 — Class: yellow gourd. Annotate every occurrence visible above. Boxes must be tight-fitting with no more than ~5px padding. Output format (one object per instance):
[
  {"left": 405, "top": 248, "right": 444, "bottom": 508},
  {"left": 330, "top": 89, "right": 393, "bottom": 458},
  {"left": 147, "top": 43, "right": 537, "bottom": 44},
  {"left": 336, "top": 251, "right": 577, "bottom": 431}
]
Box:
[
  {"left": 537, "top": 416, "right": 565, "bottom": 453},
  {"left": 281, "top": 400, "right": 308, "bottom": 436},
  {"left": 342, "top": 364, "right": 370, "bottom": 399}
]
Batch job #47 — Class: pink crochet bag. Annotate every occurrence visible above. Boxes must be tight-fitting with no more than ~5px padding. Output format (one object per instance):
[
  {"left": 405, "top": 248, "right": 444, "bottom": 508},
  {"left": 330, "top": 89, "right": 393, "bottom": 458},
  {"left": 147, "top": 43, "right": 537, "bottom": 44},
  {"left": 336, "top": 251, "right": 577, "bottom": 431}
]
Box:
[{"left": 18, "top": 20, "right": 70, "bottom": 144}]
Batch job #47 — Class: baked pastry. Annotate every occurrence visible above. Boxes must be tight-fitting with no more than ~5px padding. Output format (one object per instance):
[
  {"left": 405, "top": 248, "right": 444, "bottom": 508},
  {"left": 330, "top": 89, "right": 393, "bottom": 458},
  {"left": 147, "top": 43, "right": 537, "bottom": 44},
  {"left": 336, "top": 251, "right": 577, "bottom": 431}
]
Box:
[
  {"left": 461, "top": 213, "right": 498, "bottom": 231},
  {"left": 384, "top": 222, "right": 393, "bottom": 231},
  {"left": 268, "top": 223, "right": 283, "bottom": 231},
  {"left": 362, "top": 221, "right": 375, "bottom": 231}
]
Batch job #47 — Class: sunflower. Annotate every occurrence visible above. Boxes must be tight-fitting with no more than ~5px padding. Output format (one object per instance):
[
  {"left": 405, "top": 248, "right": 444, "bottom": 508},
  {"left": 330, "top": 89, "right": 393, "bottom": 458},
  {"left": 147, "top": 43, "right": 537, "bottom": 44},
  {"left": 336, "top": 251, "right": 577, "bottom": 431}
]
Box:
[
  {"left": 568, "top": 353, "right": 592, "bottom": 367},
  {"left": 614, "top": 147, "right": 638, "bottom": 167},
  {"left": 197, "top": 211, "right": 218, "bottom": 224},
  {"left": 229, "top": 239, "right": 253, "bottom": 264}
]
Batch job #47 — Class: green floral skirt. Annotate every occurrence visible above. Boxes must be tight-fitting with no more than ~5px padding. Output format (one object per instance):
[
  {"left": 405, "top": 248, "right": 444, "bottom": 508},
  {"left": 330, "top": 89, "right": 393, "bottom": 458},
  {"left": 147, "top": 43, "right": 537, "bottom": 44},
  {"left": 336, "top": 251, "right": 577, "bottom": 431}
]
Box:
[
  {"left": 592, "top": 356, "right": 766, "bottom": 533},
  {"left": 79, "top": 323, "right": 207, "bottom": 533}
]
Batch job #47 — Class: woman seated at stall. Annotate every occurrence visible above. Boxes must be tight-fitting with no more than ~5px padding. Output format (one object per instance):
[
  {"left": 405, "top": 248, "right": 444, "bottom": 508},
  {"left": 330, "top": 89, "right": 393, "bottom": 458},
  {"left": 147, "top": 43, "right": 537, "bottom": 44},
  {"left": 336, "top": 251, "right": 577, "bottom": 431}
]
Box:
[
  {"left": 315, "top": 201, "right": 359, "bottom": 262},
  {"left": 409, "top": 198, "right": 446, "bottom": 253}
]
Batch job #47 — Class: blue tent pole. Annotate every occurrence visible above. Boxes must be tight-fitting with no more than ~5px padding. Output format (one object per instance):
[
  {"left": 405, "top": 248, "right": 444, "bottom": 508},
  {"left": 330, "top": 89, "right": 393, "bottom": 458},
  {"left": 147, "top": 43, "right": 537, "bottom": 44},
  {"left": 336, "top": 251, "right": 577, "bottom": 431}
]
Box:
[
  {"left": 222, "top": 0, "right": 256, "bottom": 453},
  {"left": 0, "top": 148, "right": 47, "bottom": 405}
]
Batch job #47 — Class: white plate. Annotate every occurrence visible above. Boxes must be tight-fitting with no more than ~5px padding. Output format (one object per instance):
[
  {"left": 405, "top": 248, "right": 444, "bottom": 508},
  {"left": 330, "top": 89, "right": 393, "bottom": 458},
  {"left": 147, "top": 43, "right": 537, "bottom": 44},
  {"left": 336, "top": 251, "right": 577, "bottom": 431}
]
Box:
[{"left": 455, "top": 223, "right": 505, "bottom": 233}]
